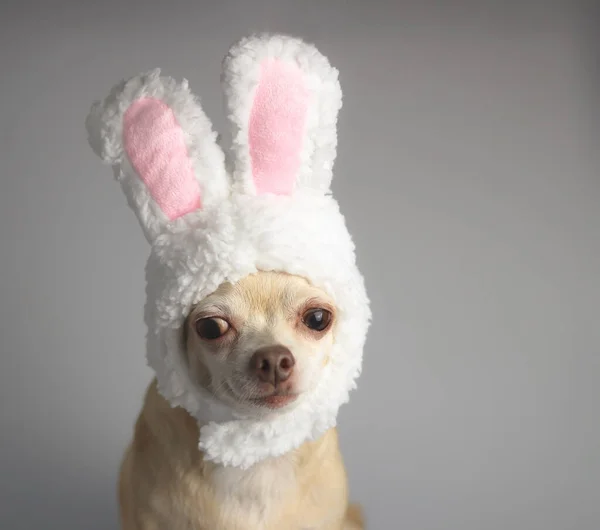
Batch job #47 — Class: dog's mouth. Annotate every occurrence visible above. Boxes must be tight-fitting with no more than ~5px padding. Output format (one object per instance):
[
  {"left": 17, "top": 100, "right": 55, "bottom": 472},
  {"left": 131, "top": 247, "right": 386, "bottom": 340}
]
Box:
[
  {"left": 249, "top": 393, "right": 298, "bottom": 409},
  {"left": 218, "top": 379, "right": 300, "bottom": 411}
]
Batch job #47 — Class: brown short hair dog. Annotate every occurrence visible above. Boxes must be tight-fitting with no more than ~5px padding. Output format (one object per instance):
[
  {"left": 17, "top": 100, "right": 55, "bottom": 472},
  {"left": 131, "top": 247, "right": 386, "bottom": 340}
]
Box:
[
  {"left": 86, "top": 32, "right": 371, "bottom": 530},
  {"left": 119, "top": 271, "right": 364, "bottom": 529}
]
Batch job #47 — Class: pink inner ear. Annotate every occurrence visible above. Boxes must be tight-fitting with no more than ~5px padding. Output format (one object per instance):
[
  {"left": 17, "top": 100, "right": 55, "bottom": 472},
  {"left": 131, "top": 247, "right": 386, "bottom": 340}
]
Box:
[
  {"left": 248, "top": 59, "right": 309, "bottom": 196},
  {"left": 123, "top": 97, "right": 202, "bottom": 221}
]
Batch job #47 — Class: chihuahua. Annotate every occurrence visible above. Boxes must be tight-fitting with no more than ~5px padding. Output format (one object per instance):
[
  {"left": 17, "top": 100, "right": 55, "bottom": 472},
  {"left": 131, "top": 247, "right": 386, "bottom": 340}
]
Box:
[{"left": 85, "top": 32, "right": 371, "bottom": 530}]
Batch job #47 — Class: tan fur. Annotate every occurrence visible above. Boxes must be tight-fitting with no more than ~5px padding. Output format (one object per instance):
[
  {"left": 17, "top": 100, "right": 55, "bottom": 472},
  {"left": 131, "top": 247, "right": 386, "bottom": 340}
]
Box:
[{"left": 119, "top": 272, "right": 364, "bottom": 529}]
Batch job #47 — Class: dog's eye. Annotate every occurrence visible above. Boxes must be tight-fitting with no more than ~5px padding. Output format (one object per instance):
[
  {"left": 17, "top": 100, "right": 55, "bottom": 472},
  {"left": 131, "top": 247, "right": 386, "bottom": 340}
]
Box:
[
  {"left": 195, "top": 317, "right": 230, "bottom": 340},
  {"left": 302, "top": 308, "right": 332, "bottom": 332}
]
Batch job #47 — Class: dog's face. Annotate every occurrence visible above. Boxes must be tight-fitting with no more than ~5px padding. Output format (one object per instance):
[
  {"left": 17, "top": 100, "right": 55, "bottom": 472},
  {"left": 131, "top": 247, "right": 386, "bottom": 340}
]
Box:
[{"left": 185, "top": 271, "right": 336, "bottom": 417}]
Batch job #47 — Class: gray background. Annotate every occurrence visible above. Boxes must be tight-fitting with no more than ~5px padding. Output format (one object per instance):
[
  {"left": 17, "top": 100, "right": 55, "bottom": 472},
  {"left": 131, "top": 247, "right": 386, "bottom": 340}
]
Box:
[{"left": 1, "top": 1, "right": 598, "bottom": 529}]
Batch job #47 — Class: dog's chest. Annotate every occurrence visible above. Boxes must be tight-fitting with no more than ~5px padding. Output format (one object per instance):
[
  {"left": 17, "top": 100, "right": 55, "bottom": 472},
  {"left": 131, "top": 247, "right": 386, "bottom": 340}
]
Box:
[{"left": 209, "top": 455, "right": 298, "bottom": 523}]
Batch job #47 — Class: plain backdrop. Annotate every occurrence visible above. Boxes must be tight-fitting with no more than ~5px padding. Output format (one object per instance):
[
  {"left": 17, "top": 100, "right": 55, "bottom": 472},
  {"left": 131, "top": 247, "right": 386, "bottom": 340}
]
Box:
[{"left": 1, "top": 1, "right": 598, "bottom": 529}]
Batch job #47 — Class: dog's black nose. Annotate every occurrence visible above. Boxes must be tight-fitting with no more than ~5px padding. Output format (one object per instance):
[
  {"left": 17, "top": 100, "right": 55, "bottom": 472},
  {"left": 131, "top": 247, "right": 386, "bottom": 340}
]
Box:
[{"left": 250, "top": 345, "right": 295, "bottom": 386}]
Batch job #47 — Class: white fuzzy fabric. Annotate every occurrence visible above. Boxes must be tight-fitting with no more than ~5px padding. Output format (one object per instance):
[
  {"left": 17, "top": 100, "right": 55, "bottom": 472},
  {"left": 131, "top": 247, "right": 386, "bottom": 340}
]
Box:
[
  {"left": 85, "top": 33, "right": 371, "bottom": 469},
  {"left": 222, "top": 34, "right": 343, "bottom": 195}
]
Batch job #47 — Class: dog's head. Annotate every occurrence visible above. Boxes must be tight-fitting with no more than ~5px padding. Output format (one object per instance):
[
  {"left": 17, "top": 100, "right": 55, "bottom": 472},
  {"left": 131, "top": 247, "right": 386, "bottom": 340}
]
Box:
[{"left": 184, "top": 271, "right": 336, "bottom": 417}]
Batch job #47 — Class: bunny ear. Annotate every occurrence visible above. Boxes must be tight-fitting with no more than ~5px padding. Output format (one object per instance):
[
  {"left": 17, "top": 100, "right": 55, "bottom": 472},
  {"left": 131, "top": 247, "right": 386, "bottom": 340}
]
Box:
[
  {"left": 85, "top": 69, "right": 228, "bottom": 243},
  {"left": 222, "top": 34, "right": 342, "bottom": 197}
]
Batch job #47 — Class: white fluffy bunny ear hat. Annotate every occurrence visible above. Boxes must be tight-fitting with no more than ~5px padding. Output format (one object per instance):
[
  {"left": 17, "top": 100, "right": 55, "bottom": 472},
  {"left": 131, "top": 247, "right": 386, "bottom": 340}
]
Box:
[{"left": 85, "top": 33, "right": 371, "bottom": 469}]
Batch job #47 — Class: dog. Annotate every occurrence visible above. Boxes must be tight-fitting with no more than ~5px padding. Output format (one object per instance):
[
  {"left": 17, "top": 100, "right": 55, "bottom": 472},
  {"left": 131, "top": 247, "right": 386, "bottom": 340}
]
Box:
[
  {"left": 118, "top": 270, "right": 364, "bottom": 529},
  {"left": 84, "top": 32, "right": 371, "bottom": 530}
]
